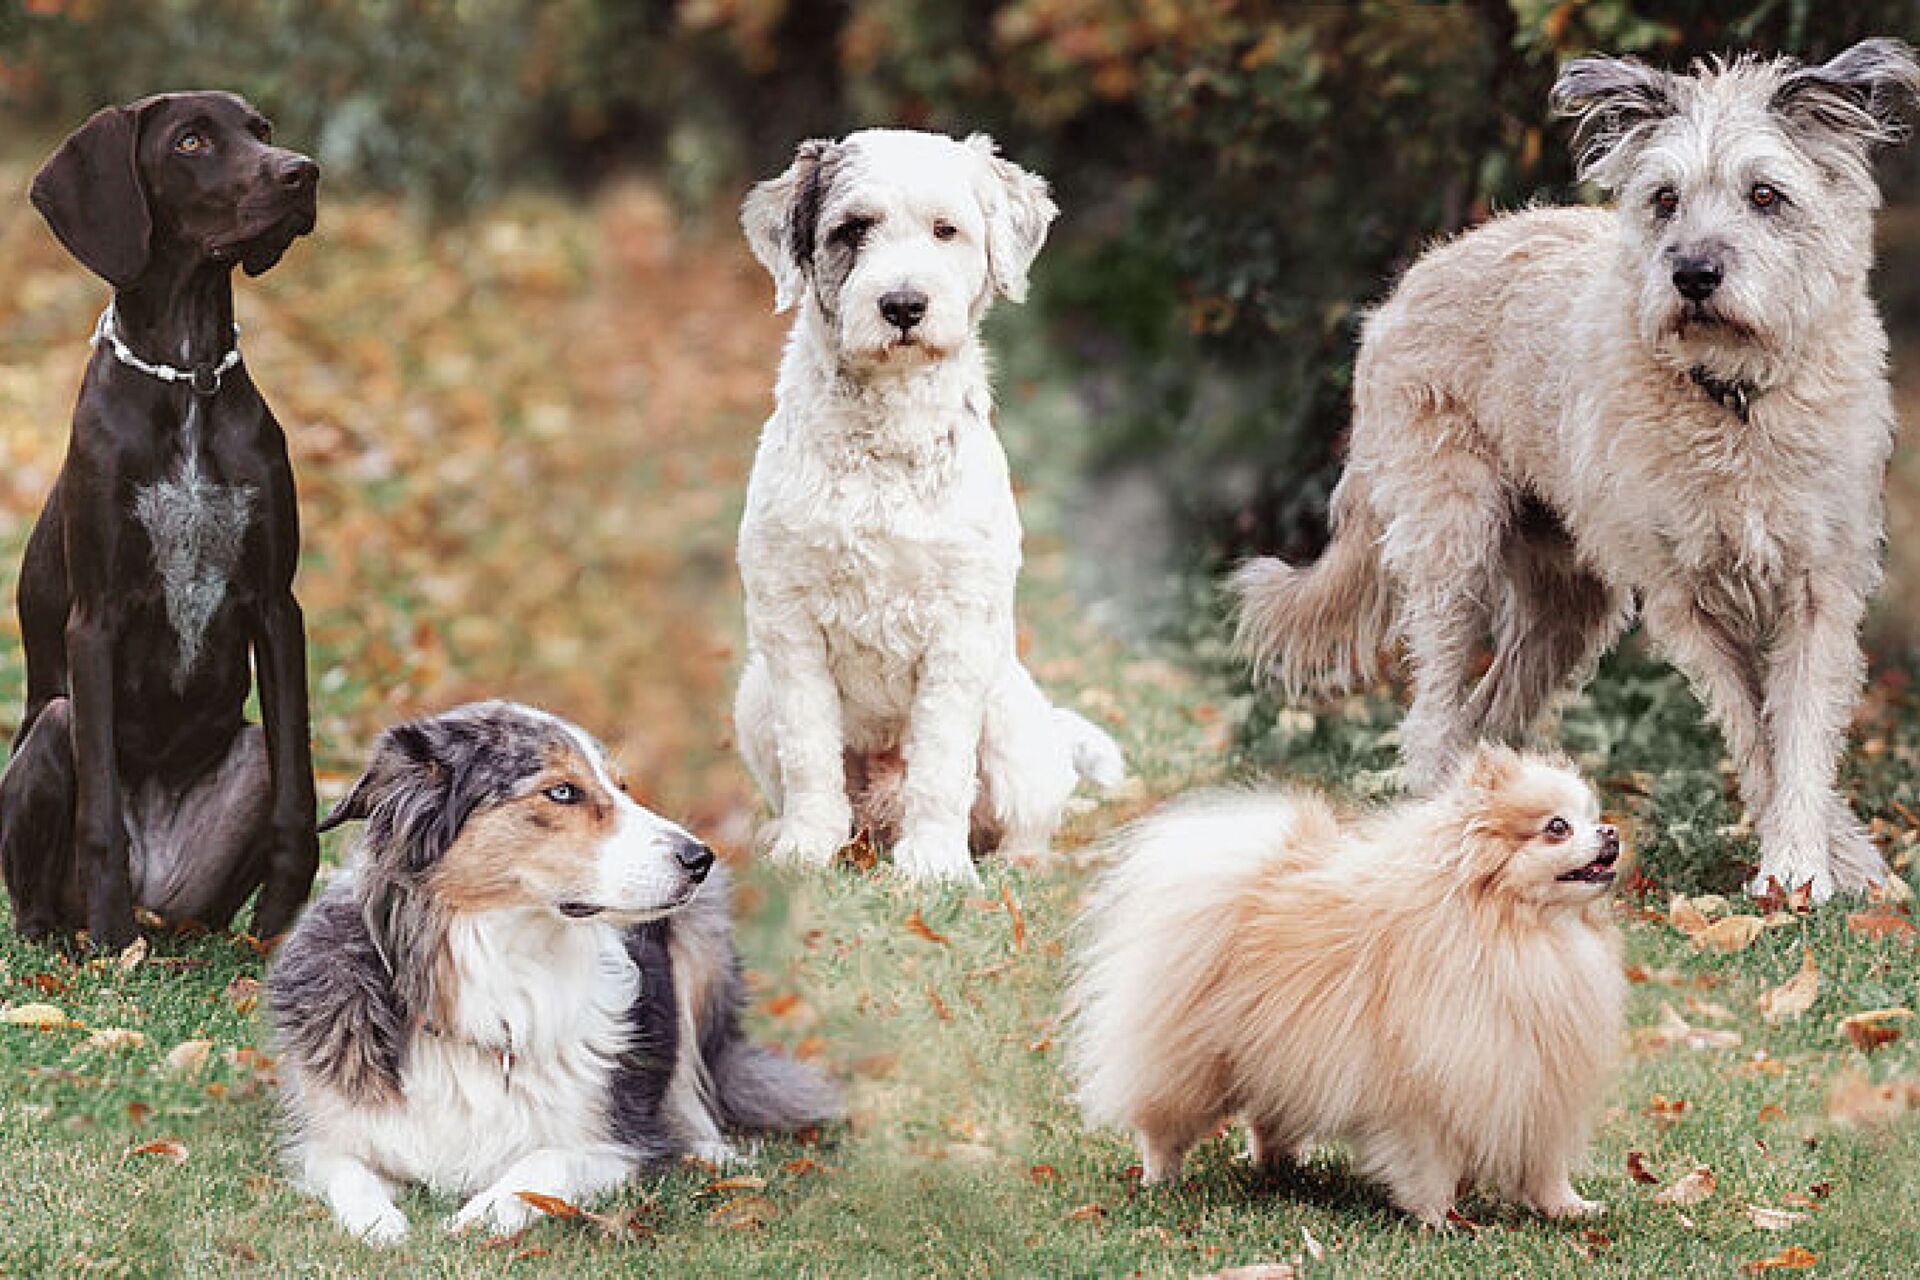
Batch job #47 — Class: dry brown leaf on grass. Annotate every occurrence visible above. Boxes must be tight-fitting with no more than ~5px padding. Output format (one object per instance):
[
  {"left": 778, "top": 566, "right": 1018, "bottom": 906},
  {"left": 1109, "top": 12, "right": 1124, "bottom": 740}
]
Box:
[
  {"left": 130, "top": 1138, "right": 188, "bottom": 1165},
  {"left": 1838, "top": 1007, "right": 1913, "bottom": 1053},
  {"left": 1065, "top": 1202, "right": 1106, "bottom": 1222},
  {"left": 1653, "top": 1165, "right": 1716, "bottom": 1205},
  {"left": 781, "top": 1157, "right": 832, "bottom": 1177},
  {"left": 117, "top": 936, "right": 148, "bottom": 973},
  {"left": 81, "top": 1028, "right": 146, "bottom": 1052},
  {"left": 903, "top": 910, "right": 950, "bottom": 946},
  {"left": 223, "top": 975, "right": 262, "bottom": 1014},
  {"left": 1645, "top": 1094, "right": 1690, "bottom": 1128},
  {"left": 1693, "top": 914, "right": 1765, "bottom": 952},
  {"left": 164, "top": 1039, "right": 213, "bottom": 1076},
  {"left": 699, "top": 1174, "right": 767, "bottom": 1196},
  {"left": 1634, "top": 1003, "right": 1741, "bottom": 1053},
  {"left": 514, "top": 1191, "right": 583, "bottom": 1220},
  {"left": 1198, "top": 1267, "right": 1296, "bottom": 1280},
  {"left": 1825, "top": 1071, "right": 1920, "bottom": 1124},
  {"left": 1745, "top": 1205, "right": 1809, "bottom": 1231},
  {"left": 1758, "top": 948, "right": 1820, "bottom": 1023},
  {"left": 1001, "top": 882, "right": 1026, "bottom": 951},
  {"left": 1625, "top": 1151, "right": 1660, "bottom": 1185},
  {"left": 1847, "top": 910, "right": 1917, "bottom": 941},
  {"left": 2, "top": 1003, "right": 75, "bottom": 1029},
  {"left": 1742, "top": 1246, "right": 1818, "bottom": 1273},
  {"left": 709, "top": 1195, "right": 778, "bottom": 1229}
]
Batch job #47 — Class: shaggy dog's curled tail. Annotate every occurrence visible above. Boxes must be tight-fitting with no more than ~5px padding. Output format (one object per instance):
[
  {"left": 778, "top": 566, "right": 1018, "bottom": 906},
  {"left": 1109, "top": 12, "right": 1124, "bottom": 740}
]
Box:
[
  {"left": 709, "top": 1038, "right": 843, "bottom": 1133},
  {"left": 1229, "top": 480, "right": 1394, "bottom": 696}
]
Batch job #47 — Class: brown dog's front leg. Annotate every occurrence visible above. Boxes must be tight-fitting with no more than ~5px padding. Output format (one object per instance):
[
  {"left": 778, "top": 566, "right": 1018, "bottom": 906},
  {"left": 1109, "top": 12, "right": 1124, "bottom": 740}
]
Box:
[
  {"left": 249, "top": 590, "right": 319, "bottom": 940},
  {"left": 66, "top": 606, "right": 133, "bottom": 951}
]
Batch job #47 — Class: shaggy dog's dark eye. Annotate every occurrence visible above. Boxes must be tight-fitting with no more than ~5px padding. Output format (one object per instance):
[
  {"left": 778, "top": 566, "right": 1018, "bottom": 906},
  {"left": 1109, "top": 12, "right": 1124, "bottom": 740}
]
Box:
[
  {"left": 544, "top": 782, "right": 584, "bottom": 805},
  {"left": 1652, "top": 187, "right": 1679, "bottom": 218},
  {"left": 829, "top": 217, "right": 874, "bottom": 250},
  {"left": 1543, "top": 817, "right": 1572, "bottom": 841},
  {"left": 1750, "top": 183, "right": 1780, "bottom": 211},
  {"left": 932, "top": 218, "right": 958, "bottom": 241},
  {"left": 174, "top": 131, "right": 208, "bottom": 156}
]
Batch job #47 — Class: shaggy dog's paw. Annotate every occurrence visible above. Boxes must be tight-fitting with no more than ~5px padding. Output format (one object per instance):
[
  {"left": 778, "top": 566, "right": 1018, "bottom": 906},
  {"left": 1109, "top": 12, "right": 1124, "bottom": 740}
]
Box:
[
  {"left": 892, "top": 827, "right": 978, "bottom": 882},
  {"left": 344, "top": 1204, "right": 410, "bottom": 1246},
  {"left": 766, "top": 807, "right": 850, "bottom": 867},
  {"left": 1750, "top": 861, "right": 1834, "bottom": 906},
  {"left": 1535, "top": 1194, "right": 1605, "bottom": 1220},
  {"left": 1829, "top": 821, "right": 1890, "bottom": 893},
  {"left": 446, "top": 1187, "right": 537, "bottom": 1238}
]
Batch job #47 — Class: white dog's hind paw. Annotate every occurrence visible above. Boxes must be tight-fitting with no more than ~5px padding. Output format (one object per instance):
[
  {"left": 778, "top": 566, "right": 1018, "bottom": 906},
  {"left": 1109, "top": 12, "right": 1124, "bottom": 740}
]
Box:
[
  {"left": 446, "top": 1187, "right": 538, "bottom": 1238},
  {"left": 765, "top": 811, "right": 850, "bottom": 868}
]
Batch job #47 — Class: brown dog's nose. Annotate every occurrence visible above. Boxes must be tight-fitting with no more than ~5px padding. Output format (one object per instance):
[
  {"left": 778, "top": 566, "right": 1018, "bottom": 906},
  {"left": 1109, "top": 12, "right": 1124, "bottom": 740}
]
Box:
[
  {"left": 274, "top": 154, "right": 320, "bottom": 191},
  {"left": 673, "top": 835, "right": 715, "bottom": 882},
  {"left": 879, "top": 288, "right": 928, "bottom": 332}
]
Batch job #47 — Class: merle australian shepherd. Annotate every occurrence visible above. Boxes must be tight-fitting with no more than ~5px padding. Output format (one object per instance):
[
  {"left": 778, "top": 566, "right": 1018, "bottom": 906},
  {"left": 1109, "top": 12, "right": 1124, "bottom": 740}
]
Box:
[{"left": 268, "top": 701, "right": 839, "bottom": 1244}]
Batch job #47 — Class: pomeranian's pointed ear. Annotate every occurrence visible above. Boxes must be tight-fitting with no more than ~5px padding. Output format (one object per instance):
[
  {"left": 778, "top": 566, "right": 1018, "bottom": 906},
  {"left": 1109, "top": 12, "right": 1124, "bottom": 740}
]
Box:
[
  {"left": 741, "top": 138, "right": 840, "bottom": 313},
  {"left": 1461, "top": 742, "right": 1524, "bottom": 791}
]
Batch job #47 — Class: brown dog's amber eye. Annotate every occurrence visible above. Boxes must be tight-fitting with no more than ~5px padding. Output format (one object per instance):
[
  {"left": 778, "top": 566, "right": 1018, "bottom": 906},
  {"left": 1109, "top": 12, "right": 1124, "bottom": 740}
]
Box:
[
  {"left": 933, "top": 219, "right": 958, "bottom": 242},
  {"left": 544, "top": 782, "right": 584, "bottom": 805},
  {"left": 1653, "top": 187, "right": 1679, "bottom": 217},
  {"left": 174, "top": 132, "right": 207, "bottom": 156},
  {"left": 1750, "top": 183, "right": 1779, "bottom": 210},
  {"left": 1543, "top": 817, "right": 1572, "bottom": 841}
]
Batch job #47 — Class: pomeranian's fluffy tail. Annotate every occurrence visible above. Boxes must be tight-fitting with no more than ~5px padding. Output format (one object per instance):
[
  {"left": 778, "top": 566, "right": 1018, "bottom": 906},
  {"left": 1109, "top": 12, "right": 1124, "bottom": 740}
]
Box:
[{"left": 1228, "top": 478, "right": 1394, "bottom": 695}]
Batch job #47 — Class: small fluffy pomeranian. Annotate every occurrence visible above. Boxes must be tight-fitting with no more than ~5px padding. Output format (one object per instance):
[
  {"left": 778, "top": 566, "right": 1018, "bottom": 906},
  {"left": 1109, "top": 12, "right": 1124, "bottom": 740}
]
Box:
[{"left": 1069, "top": 744, "right": 1626, "bottom": 1226}]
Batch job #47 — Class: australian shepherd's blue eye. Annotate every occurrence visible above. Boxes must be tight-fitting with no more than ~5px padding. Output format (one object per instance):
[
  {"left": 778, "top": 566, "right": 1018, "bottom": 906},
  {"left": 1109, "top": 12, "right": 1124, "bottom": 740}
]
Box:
[
  {"left": 1543, "top": 816, "right": 1572, "bottom": 841},
  {"left": 544, "top": 782, "right": 584, "bottom": 805}
]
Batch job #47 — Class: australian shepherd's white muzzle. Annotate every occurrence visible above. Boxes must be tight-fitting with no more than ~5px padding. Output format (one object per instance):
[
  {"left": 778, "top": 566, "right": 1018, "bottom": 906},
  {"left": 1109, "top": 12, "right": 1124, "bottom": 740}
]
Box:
[{"left": 267, "top": 701, "right": 839, "bottom": 1244}]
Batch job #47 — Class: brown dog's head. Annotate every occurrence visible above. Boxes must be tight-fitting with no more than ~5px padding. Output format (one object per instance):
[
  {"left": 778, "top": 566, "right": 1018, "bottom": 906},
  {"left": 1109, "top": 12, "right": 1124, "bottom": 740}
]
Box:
[{"left": 31, "top": 90, "right": 319, "bottom": 290}]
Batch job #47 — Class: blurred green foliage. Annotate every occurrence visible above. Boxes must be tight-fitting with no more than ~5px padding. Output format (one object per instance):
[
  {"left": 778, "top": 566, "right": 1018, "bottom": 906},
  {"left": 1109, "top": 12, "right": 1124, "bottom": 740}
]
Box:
[{"left": 4, "top": 1, "right": 1916, "bottom": 557}]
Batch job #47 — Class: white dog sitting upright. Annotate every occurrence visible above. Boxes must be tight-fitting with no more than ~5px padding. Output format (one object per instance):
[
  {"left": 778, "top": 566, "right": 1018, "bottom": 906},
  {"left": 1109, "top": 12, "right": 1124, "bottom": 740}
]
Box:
[{"left": 735, "top": 130, "right": 1124, "bottom": 881}]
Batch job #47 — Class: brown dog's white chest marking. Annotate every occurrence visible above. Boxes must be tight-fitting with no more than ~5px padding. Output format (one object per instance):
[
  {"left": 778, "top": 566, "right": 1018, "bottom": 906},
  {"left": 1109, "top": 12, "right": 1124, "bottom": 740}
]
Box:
[{"left": 132, "top": 421, "right": 255, "bottom": 690}]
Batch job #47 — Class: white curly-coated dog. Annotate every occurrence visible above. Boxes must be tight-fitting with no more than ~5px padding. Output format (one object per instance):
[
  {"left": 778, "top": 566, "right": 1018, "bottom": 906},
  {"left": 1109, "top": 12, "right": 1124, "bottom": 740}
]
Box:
[{"left": 734, "top": 129, "right": 1125, "bottom": 882}]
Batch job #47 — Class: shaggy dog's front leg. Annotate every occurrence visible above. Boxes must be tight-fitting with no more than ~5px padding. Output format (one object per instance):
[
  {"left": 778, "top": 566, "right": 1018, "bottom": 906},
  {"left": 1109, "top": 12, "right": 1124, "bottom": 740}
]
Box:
[
  {"left": 1755, "top": 578, "right": 1885, "bottom": 900},
  {"left": 756, "top": 619, "right": 853, "bottom": 866},
  {"left": 894, "top": 627, "right": 993, "bottom": 881}
]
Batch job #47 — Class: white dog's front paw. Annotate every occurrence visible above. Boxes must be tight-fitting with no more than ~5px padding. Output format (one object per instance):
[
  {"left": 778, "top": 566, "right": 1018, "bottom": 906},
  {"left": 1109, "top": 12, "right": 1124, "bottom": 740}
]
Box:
[
  {"left": 891, "top": 825, "right": 977, "bottom": 882},
  {"left": 446, "top": 1187, "right": 537, "bottom": 1238},
  {"left": 342, "top": 1204, "right": 409, "bottom": 1246},
  {"left": 766, "top": 803, "right": 851, "bottom": 868}
]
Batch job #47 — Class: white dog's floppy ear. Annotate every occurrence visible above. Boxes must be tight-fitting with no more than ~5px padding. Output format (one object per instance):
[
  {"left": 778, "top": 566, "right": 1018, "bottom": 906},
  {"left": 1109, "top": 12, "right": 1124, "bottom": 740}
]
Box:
[
  {"left": 1549, "top": 55, "right": 1679, "bottom": 185},
  {"left": 966, "top": 134, "right": 1058, "bottom": 303},
  {"left": 742, "top": 138, "right": 840, "bottom": 313},
  {"left": 1771, "top": 38, "right": 1920, "bottom": 154}
]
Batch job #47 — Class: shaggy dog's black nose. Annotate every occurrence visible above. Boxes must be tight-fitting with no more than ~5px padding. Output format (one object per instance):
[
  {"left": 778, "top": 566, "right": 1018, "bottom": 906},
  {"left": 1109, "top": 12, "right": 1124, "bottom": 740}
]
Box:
[
  {"left": 1672, "top": 257, "right": 1723, "bottom": 301},
  {"left": 674, "top": 836, "right": 715, "bottom": 882},
  {"left": 879, "top": 288, "right": 929, "bottom": 332}
]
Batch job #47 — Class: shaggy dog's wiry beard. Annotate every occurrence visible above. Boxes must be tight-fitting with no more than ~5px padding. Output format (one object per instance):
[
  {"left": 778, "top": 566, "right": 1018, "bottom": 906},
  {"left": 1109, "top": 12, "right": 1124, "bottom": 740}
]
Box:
[
  {"left": 1069, "top": 745, "right": 1627, "bottom": 1227},
  {"left": 1230, "top": 39, "right": 1920, "bottom": 903}
]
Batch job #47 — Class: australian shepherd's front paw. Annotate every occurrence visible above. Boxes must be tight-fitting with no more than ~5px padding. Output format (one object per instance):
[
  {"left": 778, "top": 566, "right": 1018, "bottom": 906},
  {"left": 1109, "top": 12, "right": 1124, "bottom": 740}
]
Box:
[{"left": 446, "top": 1186, "right": 538, "bottom": 1238}]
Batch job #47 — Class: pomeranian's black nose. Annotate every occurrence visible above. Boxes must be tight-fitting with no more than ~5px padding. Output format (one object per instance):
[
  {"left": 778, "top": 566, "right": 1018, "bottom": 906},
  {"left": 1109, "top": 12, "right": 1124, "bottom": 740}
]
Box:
[
  {"left": 673, "top": 835, "right": 715, "bottom": 882},
  {"left": 1597, "top": 824, "right": 1621, "bottom": 856}
]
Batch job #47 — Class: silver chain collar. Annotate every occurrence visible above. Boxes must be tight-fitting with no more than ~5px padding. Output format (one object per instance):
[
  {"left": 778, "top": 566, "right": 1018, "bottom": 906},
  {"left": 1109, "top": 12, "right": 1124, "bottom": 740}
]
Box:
[{"left": 91, "top": 302, "right": 243, "bottom": 396}]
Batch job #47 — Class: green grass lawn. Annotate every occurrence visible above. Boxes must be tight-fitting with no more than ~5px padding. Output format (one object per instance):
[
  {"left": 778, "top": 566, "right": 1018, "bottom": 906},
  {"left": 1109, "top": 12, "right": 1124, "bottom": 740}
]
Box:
[{"left": 2, "top": 184, "right": 1918, "bottom": 1278}]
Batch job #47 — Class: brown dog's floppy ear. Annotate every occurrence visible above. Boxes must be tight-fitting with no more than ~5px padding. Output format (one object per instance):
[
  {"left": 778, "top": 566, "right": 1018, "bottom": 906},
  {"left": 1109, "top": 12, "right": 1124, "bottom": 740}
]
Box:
[
  {"left": 741, "top": 138, "right": 839, "bottom": 313},
  {"left": 965, "top": 134, "right": 1057, "bottom": 303},
  {"left": 31, "top": 103, "right": 153, "bottom": 289}
]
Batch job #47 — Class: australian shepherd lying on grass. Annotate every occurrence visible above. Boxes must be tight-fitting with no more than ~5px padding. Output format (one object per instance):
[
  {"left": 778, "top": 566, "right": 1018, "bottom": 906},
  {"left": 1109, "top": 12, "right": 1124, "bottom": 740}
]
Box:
[
  {"left": 1070, "top": 744, "right": 1626, "bottom": 1226},
  {"left": 267, "top": 702, "right": 839, "bottom": 1244}
]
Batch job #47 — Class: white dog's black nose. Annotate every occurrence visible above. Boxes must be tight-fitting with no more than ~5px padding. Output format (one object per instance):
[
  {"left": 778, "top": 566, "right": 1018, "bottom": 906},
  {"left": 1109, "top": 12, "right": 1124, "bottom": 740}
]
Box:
[
  {"left": 673, "top": 835, "right": 715, "bottom": 882},
  {"left": 879, "top": 288, "right": 929, "bottom": 332},
  {"left": 1672, "top": 256, "right": 1723, "bottom": 302}
]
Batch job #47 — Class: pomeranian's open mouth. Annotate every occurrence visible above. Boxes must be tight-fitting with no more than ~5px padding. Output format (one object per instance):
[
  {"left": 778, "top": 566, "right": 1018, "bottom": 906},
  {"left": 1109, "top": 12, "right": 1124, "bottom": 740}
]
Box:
[{"left": 1557, "top": 849, "right": 1620, "bottom": 884}]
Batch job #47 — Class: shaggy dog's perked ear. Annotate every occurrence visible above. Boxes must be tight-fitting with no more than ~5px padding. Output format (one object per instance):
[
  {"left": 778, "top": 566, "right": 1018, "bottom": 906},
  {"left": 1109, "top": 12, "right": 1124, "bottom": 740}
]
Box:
[
  {"left": 1772, "top": 38, "right": 1920, "bottom": 157},
  {"left": 1550, "top": 55, "right": 1680, "bottom": 186},
  {"left": 742, "top": 138, "right": 840, "bottom": 313},
  {"left": 965, "top": 134, "right": 1058, "bottom": 303},
  {"left": 31, "top": 102, "right": 155, "bottom": 289}
]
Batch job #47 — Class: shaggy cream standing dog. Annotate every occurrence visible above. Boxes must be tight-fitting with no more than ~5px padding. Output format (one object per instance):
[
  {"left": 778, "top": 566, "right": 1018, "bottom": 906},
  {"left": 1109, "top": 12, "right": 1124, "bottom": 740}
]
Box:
[
  {"left": 734, "top": 130, "right": 1124, "bottom": 881},
  {"left": 1233, "top": 41, "right": 1920, "bottom": 901},
  {"left": 1071, "top": 745, "right": 1626, "bottom": 1226}
]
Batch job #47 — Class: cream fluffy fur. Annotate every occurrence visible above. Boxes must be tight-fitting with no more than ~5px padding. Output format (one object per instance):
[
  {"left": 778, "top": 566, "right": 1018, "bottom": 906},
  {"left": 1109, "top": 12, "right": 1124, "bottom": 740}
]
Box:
[
  {"left": 1071, "top": 746, "right": 1627, "bottom": 1226},
  {"left": 1232, "top": 42, "right": 1920, "bottom": 902},
  {"left": 734, "top": 130, "right": 1124, "bottom": 881}
]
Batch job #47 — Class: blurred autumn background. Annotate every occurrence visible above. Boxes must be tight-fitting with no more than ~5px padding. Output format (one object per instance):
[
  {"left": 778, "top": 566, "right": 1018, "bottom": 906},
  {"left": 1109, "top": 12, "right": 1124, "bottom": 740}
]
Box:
[{"left": 2, "top": 0, "right": 1920, "bottom": 824}]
